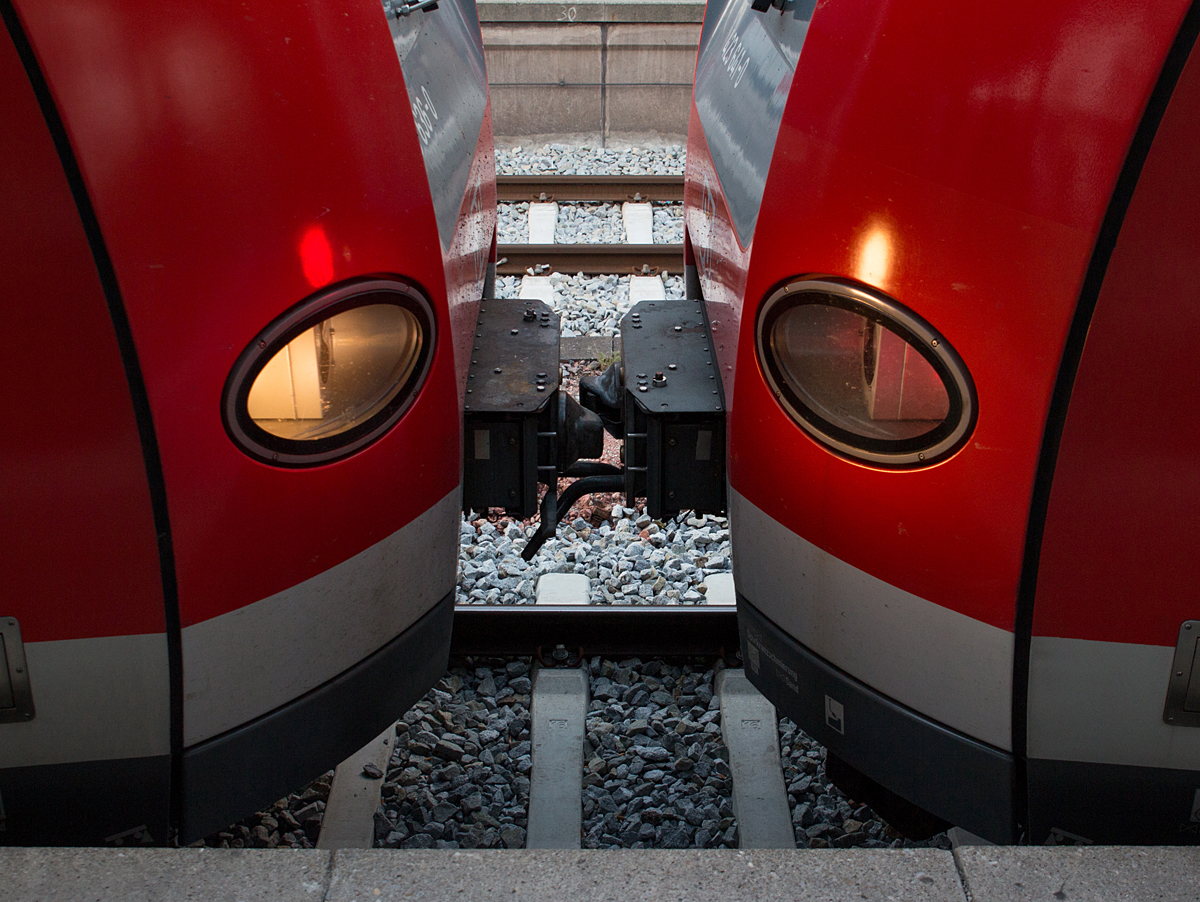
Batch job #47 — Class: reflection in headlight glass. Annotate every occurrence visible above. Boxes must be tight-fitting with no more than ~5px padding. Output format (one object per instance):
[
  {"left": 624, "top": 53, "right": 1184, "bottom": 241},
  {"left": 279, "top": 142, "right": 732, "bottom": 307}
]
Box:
[
  {"left": 772, "top": 304, "right": 949, "bottom": 443},
  {"left": 248, "top": 304, "right": 422, "bottom": 441}
]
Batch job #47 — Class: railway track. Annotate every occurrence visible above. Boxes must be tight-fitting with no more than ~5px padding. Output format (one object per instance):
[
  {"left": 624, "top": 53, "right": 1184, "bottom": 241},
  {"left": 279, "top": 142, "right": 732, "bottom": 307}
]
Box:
[
  {"left": 496, "top": 174, "right": 685, "bottom": 276},
  {"left": 497, "top": 244, "right": 683, "bottom": 276},
  {"left": 496, "top": 174, "right": 685, "bottom": 203},
  {"left": 316, "top": 585, "right": 801, "bottom": 853},
  {"left": 464, "top": 175, "right": 721, "bottom": 622}
]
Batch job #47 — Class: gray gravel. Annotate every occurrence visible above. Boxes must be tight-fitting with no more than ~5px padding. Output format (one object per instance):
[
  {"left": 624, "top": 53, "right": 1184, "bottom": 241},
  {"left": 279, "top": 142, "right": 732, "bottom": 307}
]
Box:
[
  {"left": 458, "top": 506, "right": 731, "bottom": 606},
  {"left": 555, "top": 203, "right": 627, "bottom": 244},
  {"left": 494, "top": 273, "right": 686, "bottom": 336},
  {"left": 652, "top": 205, "right": 685, "bottom": 243},
  {"left": 497, "top": 143, "right": 685, "bottom": 176},
  {"left": 202, "top": 773, "right": 331, "bottom": 849},
  {"left": 497, "top": 202, "right": 527, "bottom": 244},
  {"left": 583, "top": 657, "right": 736, "bottom": 849},
  {"left": 376, "top": 662, "right": 532, "bottom": 849}
]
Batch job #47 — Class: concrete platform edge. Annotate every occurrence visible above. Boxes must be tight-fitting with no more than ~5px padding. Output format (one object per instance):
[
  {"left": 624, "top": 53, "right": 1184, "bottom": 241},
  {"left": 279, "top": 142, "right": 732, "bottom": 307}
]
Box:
[{"left": 6, "top": 846, "right": 1200, "bottom": 901}]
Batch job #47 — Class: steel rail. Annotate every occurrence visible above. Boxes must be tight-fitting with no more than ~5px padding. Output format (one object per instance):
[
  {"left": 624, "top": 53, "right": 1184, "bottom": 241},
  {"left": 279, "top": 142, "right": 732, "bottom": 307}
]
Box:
[
  {"left": 496, "top": 174, "right": 685, "bottom": 203},
  {"left": 497, "top": 243, "right": 684, "bottom": 275},
  {"left": 450, "top": 604, "right": 740, "bottom": 659}
]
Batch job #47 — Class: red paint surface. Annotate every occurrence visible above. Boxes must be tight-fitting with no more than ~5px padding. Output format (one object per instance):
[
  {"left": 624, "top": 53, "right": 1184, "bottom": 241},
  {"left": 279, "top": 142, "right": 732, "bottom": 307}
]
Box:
[
  {"left": 13, "top": 1, "right": 492, "bottom": 627},
  {"left": 0, "top": 28, "right": 164, "bottom": 641},
  {"left": 1034, "top": 35, "right": 1200, "bottom": 648},
  {"left": 688, "top": 0, "right": 1189, "bottom": 629}
]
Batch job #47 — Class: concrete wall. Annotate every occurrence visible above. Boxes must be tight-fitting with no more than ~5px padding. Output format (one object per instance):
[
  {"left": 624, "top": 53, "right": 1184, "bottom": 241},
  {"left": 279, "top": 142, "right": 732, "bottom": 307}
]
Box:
[{"left": 479, "top": 1, "right": 703, "bottom": 142}]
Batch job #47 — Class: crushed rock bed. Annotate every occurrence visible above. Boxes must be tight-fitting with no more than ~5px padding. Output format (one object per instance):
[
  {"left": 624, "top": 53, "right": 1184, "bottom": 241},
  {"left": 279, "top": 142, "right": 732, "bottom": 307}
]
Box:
[
  {"left": 375, "top": 661, "right": 532, "bottom": 849},
  {"left": 458, "top": 504, "right": 731, "bottom": 606},
  {"left": 583, "top": 657, "right": 737, "bottom": 849},
  {"left": 498, "top": 201, "right": 684, "bottom": 246},
  {"left": 496, "top": 143, "right": 685, "bottom": 176},
  {"left": 494, "top": 273, "right": 686, "bottom": 337},
  {"left": 202, "top": 669, "right": 949, "bottom": 853},
  {"left": 201, "top": 773, "right": 331, "bottom": 849}
]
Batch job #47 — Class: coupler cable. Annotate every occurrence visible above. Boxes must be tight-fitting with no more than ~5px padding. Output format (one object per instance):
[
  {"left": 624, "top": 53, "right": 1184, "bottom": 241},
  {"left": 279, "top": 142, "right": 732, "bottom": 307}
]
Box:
[{"left": 521, "top": 472, "right": 625, "bottom": 561}]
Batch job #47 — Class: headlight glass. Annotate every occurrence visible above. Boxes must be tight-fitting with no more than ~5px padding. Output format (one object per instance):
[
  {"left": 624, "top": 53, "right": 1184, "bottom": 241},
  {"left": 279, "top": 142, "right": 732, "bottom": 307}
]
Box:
[
  {"left": 758, "top": 279, "right": 974, "bottom": 466},
  {"left": 225, "top": 278, "right": 434, "bottom": 465}
]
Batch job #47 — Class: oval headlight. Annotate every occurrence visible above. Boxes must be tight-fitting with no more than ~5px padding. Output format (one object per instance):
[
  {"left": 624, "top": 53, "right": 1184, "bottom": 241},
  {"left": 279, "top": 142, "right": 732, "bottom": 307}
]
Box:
[
  {"left": 224, "top": 278, "right": 434, "bottom": 466},
  {"left": 757, "top": 279, "right": 975, "bottom": 467}
]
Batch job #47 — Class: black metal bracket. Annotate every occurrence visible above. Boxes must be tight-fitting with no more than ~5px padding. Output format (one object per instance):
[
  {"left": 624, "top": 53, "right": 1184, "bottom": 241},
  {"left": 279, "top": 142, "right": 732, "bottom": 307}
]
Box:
[
  {"left": 386, "top": 0, "right": 439, "bottom": 17},
  {"left": 462, "top": 300, "right": 560, "bottom": 518},
  {"left": 619, "top": 300, "right": 727, "bottom": 519}
]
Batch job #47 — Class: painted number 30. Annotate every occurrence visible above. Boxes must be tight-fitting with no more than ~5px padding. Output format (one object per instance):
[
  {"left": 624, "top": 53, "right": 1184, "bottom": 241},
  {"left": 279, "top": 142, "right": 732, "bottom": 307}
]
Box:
[{"left": 413, "top": 85, "right": 438, "bottom": 145}]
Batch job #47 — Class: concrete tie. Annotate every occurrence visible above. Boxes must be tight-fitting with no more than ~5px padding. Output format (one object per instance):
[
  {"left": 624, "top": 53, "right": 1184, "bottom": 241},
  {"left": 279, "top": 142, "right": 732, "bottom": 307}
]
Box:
[
  {"left": 717, "top": 667, "right": 795, "bottom": 849},
  {"left": 630, "top": 275, "right": 666, "bottom": 302},
  {"left": 528, "top": 201, "right": 558, "bottom": 244},
  {"left": 526, "top": 666, "right": 590, "bottom": 848},
  {"left": 518, "top": 275, "right": 555, "bottom": 306},
  {"left": 316, "top": 726, "right": 395, "bottom": 849},
  {"left": 621, "top": 201, "right": 654, "bottom": 244},
  {"left": 535, "top": 573, "right": 590, "bottom": 605}
]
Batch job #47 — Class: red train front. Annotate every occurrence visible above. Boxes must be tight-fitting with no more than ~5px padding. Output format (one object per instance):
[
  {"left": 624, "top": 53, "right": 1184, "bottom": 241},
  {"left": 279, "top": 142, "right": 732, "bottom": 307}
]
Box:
[
  {"left": 686, "top": 0, "right": 1200, "bottom": 843},
  {"left": 0, "top": 0, "right": 494, "bottom": 843}
]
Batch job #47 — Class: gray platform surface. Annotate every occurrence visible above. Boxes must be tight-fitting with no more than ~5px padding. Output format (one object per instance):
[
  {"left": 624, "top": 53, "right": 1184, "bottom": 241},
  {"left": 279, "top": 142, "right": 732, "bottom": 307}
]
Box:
[
  {"left": 2, "top": 848, "right": 332, "bottom": 902},
  {"left": 328, "top": 849, "right": 963, "bottom": 901},
  {"left": 6, "top": 847, "right": 1200, "bottom": 901},
  {"left": 957, "top": 846, "right": 1200, "bottom": 901}
]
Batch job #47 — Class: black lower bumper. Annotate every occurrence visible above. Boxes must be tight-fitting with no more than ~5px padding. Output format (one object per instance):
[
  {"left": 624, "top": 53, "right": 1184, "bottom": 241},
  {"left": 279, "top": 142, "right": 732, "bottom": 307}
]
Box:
[
  {"left": 0, "top": 755, "right": 172, "bottom": 846},
  {"left": 738, "top": 595, "right": 1017, "bottom": 842},
  {"left": 180, "top": 591, "right": 454, "bottom": 842},
  {"left": 1027, "top": 757, "right": 1200, "bottom": 845}
]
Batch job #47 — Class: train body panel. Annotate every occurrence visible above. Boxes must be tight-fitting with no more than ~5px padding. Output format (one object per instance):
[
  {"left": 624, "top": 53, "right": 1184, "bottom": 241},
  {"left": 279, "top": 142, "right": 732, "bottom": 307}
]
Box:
[
  {"left": 2, "top": 0, "right": 493, "bottom": 843},
  {"left": 1025, "top": 26, "right": 1200, "bottom": 841},
  {"left": 688, "top": 0, "right": 1199, "bottom": 842},
  {"left": 684, "top": 116, "right": 750, "bottom": 408},
  {"left": 0, "top": 27, "right": 172, "bottom": 842},
  {"left": 683, "top": 0, "right": 815, "bottom": 405}
]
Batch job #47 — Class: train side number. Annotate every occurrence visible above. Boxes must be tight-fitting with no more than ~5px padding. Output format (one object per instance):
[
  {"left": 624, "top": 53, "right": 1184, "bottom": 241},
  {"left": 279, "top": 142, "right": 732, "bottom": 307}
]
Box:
[{"left": 412, "top": 85, "right": 439, "bottom": 145}]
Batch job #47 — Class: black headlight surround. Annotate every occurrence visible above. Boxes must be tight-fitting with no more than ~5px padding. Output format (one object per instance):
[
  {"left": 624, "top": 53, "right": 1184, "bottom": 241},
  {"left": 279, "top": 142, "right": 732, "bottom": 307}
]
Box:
[
  {"left": 757, "top": 277, "right": 976, "bottom": 468},
  {"left": 223, "top": 276, "right": 435, "bottom": 467}
]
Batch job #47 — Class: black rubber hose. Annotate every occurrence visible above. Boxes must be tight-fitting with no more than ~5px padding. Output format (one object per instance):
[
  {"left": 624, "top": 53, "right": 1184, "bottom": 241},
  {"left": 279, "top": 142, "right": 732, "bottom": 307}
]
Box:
[
  {"left": 561, "top": 460, "right": 623, "bottom": 478},
  {"left": 521, "top": 473, "right": 626, "bottom": 560}
]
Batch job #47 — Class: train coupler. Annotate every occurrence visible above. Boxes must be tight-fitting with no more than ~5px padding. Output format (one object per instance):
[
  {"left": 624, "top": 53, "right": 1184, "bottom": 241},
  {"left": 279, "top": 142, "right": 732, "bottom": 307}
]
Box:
[
  {"left": 587, "top": 298, "right": 727, "bottom": 520},
  {"left": 463, "top": 296, "right": 726, "bottom": 558}
]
